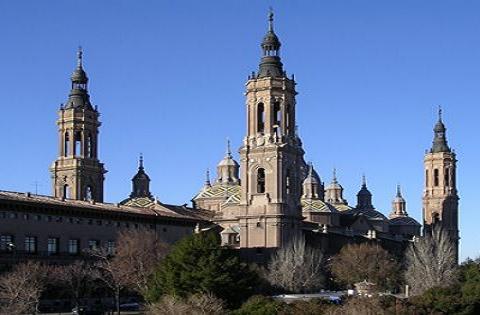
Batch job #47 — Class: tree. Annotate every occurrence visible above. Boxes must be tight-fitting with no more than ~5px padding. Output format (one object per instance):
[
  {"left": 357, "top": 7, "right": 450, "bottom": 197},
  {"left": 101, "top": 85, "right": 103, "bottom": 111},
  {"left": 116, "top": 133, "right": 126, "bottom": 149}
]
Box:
[
  {"left": 330, "top": 242, "right": 400, "bottom": 290},
  {"left": 114, "top": 229, "right": 169, "bottom": 297},
  {"left": 88, "top": 229, "right": 169, "bottom": 315},
  {"left": 147, "top": 293, "right": 225, "bottom": 315},
  {"left": 51, "top": 261, "right": 97, "bottom": 309},
  {"left": 0, "top": 261, "right": 49, "bottom": 315},
  {"left": 405, "top": 225, "right": 457, "bottom": 295},
  {"left": 265, "top": 236, "right": 324, "bottom": 293},
  {"left": 146, "top": 232, "right": 258, "bottom": 308}
]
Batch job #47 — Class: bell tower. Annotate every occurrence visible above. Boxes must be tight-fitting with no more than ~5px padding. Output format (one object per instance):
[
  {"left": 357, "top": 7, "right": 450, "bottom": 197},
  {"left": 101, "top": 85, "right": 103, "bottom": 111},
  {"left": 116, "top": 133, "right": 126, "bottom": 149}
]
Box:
[
  {"left": 50, "top": 48, "right": 106, "bottom": 202},
  {"left": 238, "top": 11, "right": 305, "bottom": 249},
  {"left": 423, "top": 108, "right": 459, "bottom": 260}
]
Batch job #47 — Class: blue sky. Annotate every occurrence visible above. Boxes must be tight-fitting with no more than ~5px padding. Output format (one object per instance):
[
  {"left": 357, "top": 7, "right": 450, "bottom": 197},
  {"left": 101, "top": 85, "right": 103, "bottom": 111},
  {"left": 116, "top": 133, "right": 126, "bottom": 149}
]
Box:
[{"left": 0, "top": 1, "right": 478, "bottom": 260}]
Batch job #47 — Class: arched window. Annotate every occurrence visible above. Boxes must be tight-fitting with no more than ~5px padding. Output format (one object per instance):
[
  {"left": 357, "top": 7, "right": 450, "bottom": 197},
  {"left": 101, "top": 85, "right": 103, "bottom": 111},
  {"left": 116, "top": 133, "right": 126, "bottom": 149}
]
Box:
[
  {"left": 64, "top": 132, "right": 70, "bottom": 157},
  {"left": 63, "top": 184, "right": 70, "bottom": 199},
  {"left": 434, "top": 169, "right": 439, "bottom": 187},
  {"left": 74, "top": 131, "right": 82, "bottom": 156},
  {"left": 257, "top": 168, "right": 266, "bottom": 193},
  {"left": 85, "top": 186, "right": 93, "bottom": 201},
  {"left": 273, "top": 102, "right": 281, "bottom": 126},
  {"left": 257, "top": 103, "right": 265, "bottom": 133},
  {"left": 445, "top": 168, "right": 450, "bottom": 187},
  {"left": 285, "top": 104, "right": 290, "bottom": 134}
]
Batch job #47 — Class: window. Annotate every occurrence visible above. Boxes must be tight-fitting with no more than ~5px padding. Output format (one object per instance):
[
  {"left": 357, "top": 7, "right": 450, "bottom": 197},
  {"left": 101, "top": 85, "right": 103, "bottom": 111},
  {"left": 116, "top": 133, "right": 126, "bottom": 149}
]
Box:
[
  {"left": 9, "top": 212, "right": 17, "bottom": 219},
  {"left": 68, "top": 239, "right": 79, "bottom": 255},
  {"left": 63, "top": 185, "right": 70, "bottom": 199},
  {"left": 0, "top": 235, "right": 14, "bottom": 251},
  {"left": 22, "top": 214, "right": 29, "bottom": 220},
  {"left": 64, "top": 131, "right": 70, "bottom": 157},
  {"left": 434, "top": 169, "right": 439, "bottom": 186},
  {"left": 285, "top": 104, "right": 291, "bottom": 134},
  {"left": 257, "top": 168, "right": 266, "bottom": 193},
  {"left": 425, "top": 169, "right": 429, "bottom": 186},
  {"left": 47, "top": 238, "right": 59, "bottom": 255},
  {"left": 88, "top": 240, "right": 99, "bottom": 250},
  {"left": 445, "top": 168, "right": 450, "bottom": 187},
  {"left": 74, "top": 131, "right": 82, "bottom": 156},
  {"left": 35, "top": 215, "right": 41, "bottom": 221},
  {"left": 24, "top": 236, "right": 37, "bottom": 253},
  {"left": 257, "top": 103, "right": 265, "bottom": 133},
  {"left": 107, "top": 241, "right": 115, "bottom": 255},
  {"left": 273, "top": 102, "right": 281, "bottom": 126},
  {"left": 286, "top": 170, "right": 291, "bottom": 194}
]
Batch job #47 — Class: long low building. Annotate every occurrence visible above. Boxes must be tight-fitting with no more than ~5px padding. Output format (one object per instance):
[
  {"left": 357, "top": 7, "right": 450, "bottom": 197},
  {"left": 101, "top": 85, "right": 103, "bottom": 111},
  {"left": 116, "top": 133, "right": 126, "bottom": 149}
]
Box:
[{"left": 0, "top": 189, "right": 210, "bottom": 267}]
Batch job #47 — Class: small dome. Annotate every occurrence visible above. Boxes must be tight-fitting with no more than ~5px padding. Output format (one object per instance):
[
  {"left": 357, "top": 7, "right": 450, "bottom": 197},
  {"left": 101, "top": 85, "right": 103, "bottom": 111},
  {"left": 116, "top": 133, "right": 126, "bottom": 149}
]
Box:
[
  {"left": 261, "top": 31, "right": 281, "bottom": 50},
  {"left": 71, "top": 68, "right": 88, "bottom": 84},
  {"left": 303, "top": 163, "right": 320, "bottom": 185},
  {"left": 218, "top": 156, "right": 239, "bottom": 167}
]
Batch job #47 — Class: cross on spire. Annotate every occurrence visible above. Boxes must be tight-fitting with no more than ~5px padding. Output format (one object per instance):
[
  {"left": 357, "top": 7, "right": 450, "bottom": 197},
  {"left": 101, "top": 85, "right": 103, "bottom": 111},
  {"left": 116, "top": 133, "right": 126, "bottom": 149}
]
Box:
[
  {"left": 77, "top": 46, "right": 83, "bottom": 69},
  {"left": 268, "top": 7, "right": 274, "bottom": 32}
]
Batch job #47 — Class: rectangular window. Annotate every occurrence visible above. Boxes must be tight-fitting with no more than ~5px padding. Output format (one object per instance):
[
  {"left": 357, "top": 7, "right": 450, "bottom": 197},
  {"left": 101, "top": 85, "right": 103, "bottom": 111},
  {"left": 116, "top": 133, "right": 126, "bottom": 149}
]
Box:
[
  {"left": 0, "top": 235, "right": 14, "bottom": 251},
  {"left": 47, "top": 237, "right": 59, "bottom": 255},
  {"left": 24, "top": 236, "right": 37, "bottom": 253},
  {"left": 88, "top": 240, "right": 99, "bottom": 250},
  {"left": 68, "top": 239, "right": 79, "bottom": 255}
]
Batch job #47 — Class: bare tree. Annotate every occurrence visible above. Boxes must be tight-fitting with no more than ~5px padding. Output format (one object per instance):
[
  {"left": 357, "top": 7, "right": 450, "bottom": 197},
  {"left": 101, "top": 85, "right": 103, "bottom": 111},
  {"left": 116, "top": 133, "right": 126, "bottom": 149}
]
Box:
[
  {"left": 88, "top": 229, "right": 169, "bottom": 315},
  {"left": 266, "top": 235, "right": 324, "bottom": 293},
  {"left": 51, "top": 261, "right": 97, "bottom": 309},
  {"left": 146, "top": 293, "right": 225, "bottom": 315},
  {"left": 330, "top": 242, "right": 400, "bottom": 290},
  {"left": 114, "top": 229, "right": 169, "bottom": 296},
  {"left": 405, "top": 224, "right": 457, "bottom": 295},
  {"left": 0, "top": 261, "right": 49, "bottom": 315}
]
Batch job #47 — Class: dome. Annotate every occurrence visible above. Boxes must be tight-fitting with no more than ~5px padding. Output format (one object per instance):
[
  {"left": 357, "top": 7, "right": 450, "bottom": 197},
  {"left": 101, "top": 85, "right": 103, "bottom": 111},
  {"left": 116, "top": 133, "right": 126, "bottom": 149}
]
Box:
[
  {"left": 390, "top": 216, "right": 420, "bottom": 226},
  {"left": 218, "top": 156, "right": 239, "bottom": 167},
  {"left": 261, "top": 31, "right": 281, "bottom": 50},
  {"left": 71, "top": 68, "right": 88, "bottom": 84}
]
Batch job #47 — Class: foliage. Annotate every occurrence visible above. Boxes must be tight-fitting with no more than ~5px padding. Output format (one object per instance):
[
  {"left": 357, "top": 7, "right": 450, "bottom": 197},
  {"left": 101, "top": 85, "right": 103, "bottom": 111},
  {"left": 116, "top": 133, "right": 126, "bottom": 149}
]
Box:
[
  {"left": 231, "top": 295, "right": 285, "bottom": 315},
  {"left": 147, "top": 293, "right": 225, "bottom": 315},
  {"left": 146, "top": 232, "right": 258, "bottom": 308},
  {"left": 459, "top": 257, "right": 480, "bottom": 306},
  {"left": 265, "top": 236, "right": 325, "bottom": 293},
  {"left": 330, "top": 242, "right": 400, "bottom": 290}
]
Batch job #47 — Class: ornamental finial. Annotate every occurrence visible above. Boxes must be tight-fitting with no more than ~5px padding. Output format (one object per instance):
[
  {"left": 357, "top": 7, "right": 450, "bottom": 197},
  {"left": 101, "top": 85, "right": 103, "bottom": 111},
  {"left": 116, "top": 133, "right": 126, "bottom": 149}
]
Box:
[
  {"left": 77, "top": 46, "right": 83, "bottom": 69},
  {"left": 268, "top": 7, "right": 274, "bottom": 32}
]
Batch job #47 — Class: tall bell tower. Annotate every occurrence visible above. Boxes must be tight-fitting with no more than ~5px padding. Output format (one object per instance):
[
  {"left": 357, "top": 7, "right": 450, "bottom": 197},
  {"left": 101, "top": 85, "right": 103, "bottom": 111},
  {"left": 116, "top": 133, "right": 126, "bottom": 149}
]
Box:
[
  {"left": 423, "top": 108, "right": 459, "bottom": 259},
  {"left": 50, "top": 48, "right": 106, "bottom": 202},
  {"left": 238, "top": 11, "right": 306, "bottom": 249}
]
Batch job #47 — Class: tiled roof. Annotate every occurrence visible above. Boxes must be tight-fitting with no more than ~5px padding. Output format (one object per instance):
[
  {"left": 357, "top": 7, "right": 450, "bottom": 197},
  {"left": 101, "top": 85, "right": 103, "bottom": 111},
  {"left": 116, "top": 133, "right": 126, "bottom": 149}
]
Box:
[
  {"left": 193, "top": 184, "right": 241, "bottom": 200},
  {"left": 301, "top": 199, "right": 339, "bottom": 213},
  {"left": 0, "top": 190, "right": 206, "bottom": 221}
]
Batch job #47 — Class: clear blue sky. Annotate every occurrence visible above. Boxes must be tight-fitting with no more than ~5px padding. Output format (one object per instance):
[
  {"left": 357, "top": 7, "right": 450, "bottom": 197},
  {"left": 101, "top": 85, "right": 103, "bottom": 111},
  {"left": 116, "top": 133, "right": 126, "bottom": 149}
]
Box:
[{"left": 0, "top": 1, "right": 478, "bottom": 260}]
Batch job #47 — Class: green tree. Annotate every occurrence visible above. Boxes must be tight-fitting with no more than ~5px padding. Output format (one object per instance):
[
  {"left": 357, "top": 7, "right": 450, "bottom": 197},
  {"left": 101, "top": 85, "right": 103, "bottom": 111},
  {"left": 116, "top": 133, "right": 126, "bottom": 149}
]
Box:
[
  {"left": 146, "top": 232, "right": 258, "bottom": 308},
  {"left": 232, "top": 295, "right": 285, "bottom": 315}
]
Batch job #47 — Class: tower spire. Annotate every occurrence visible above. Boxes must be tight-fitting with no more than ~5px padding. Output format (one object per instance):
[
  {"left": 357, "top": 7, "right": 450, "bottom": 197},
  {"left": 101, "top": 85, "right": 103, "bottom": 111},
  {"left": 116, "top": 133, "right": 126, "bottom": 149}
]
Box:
[
  {"left": 205, "top": 168, "right": 211, "bottom": 187},
  {"left": 226, "top": 138, "right": 232, "bottom": 158},
  {"left": 268, "top": 7, "right": 274, "bottom": 32},
  {"left": 431, "top": 107, "right": 450, "bottom": 153},
  {"left": 77, "top": 46, "right": 83, "bottom": 69},
  {"left": 332, "top": 168, "right": 338, "bottom": 183},
  {"left": 139, "top": 153, "right": 144, "bottom": 170},
  {"left": 258, "top": 9, "right": 284, "bottom": 78}
]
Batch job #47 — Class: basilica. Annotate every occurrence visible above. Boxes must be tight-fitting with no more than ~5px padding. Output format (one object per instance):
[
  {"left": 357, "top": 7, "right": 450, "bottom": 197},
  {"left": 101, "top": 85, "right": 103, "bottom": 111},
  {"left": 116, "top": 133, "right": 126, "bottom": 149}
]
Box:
[{"left": 0, "top": 13, "right": 459, "bottom": 265}]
